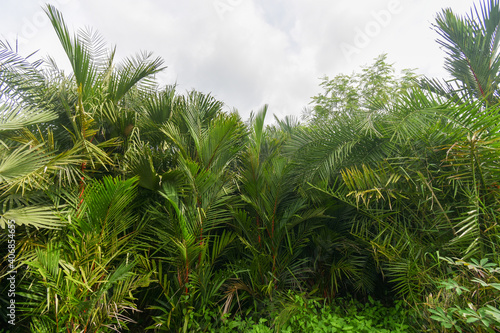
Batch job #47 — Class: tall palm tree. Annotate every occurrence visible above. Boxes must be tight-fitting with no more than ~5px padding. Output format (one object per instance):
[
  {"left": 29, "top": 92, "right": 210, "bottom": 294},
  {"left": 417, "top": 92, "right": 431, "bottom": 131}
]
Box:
[
  {"left": 0, "top": 4, "right": 166, "bottom": 227},
  {"left": 221, "top": 107, "right": 329, "bottom": 313},
  {"left": 0, "top": 6, "right": 167, "bottom": 330},
  {"left": 135, "top": 92, "right": 248, "bottom": 331}
]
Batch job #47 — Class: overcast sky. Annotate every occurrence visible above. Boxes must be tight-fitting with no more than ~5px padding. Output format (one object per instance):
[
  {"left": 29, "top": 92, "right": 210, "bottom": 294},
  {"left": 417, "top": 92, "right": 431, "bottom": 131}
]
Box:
[{"left": 0, "top": 0, "right": 477, "bottom": 121}]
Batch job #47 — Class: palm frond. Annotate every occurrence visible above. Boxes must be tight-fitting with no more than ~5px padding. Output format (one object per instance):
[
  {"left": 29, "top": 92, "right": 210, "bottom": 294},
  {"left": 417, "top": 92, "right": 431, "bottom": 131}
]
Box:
[
  {"left": 0, "top": 205, "right": 63, "bottom": 229},
  {"left": 0, "top": 103, "right": 57, "bottom": 132}
]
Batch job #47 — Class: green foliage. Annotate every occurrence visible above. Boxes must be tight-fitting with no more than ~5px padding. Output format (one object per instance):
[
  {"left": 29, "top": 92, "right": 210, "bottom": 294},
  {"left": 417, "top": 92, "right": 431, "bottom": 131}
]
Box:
[
  {"left": 304, "top": 54, "right": 418, "bottom": 126},
  {"left": 206, "top": 294, "right": 411, "bottom": 333},
  {"left": 422, "top": 0, "right": 500, "bottom": 106},
  {"left": 425, "top": 257, "right": 500, "bottom": 332},
  {"left": 16, "top": 177, "right": 152, "bottom": 331},
  {"left": 289, "top": 2, "right": 500, "bottom": 330},
  {"left": 282, "top": 297, "right": 410, "bottom": 333},
  {"left": 3, "top": 1, "right": 500, "bottom": 331}
]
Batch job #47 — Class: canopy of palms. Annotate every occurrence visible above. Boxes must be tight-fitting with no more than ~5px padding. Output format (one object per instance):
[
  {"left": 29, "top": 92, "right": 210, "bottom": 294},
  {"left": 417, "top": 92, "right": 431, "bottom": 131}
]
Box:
[{"left": 2, "top": 1, "right": 500, "bottom": 332}]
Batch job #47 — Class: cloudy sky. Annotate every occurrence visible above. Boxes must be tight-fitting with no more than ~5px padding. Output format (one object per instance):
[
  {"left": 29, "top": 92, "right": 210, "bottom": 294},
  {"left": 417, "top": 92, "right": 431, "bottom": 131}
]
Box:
[{"left": 0, "top": 0, "right": 477, "bottom": 121}]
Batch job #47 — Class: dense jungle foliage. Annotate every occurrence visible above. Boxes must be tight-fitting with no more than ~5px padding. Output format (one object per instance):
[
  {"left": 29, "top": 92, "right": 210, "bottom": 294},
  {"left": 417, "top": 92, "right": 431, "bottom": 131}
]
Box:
[{"left": 2, "top": 1, "right": 500, "bottom": 332}]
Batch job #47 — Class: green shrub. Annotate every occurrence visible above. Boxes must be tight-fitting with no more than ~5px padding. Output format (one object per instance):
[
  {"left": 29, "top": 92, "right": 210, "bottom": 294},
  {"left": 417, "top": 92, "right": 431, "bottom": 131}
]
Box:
[
  {"left": 425, "top": 257, "right": 500, "bottom": 333},
  {"left": 208, "top": 293, "right": 411, "bottom": 333}
]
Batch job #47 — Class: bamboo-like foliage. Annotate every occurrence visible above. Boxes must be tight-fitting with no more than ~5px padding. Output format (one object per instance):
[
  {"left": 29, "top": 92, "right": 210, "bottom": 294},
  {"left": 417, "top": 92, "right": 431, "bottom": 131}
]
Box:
[{"left": 297, "top": 86, "right": 500, "bottom": 328}]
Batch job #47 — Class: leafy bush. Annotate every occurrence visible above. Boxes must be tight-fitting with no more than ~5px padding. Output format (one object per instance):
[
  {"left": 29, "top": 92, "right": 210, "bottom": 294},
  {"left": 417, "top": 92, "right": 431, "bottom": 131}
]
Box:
[
  {"left": 425, "top": 257, "right": 500, "bottom": 332},
  {"left": 207, "top": 293, "right": 411, "bottom": 333}
]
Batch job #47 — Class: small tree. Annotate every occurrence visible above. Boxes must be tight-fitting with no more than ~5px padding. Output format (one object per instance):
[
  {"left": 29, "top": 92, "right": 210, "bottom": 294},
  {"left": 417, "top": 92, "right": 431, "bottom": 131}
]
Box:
[{"left": 304, "top": 54, "right": 418, "bottom": 126}]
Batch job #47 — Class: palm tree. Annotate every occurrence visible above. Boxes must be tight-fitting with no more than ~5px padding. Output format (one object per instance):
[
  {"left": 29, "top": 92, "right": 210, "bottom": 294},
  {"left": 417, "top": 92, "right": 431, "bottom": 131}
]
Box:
[
  {"left": 0, "top": 6, "right": 168, "bottom": 331},
  {"left": 134, "top": 92, "right": 248, "bottom": 331},
  {"left": 288, "top": 1, "right": 500, "bottom": 329},
  {"left": 221, "top": 107, "right": 329, "bottom": 315},
  {"left": 20, "top": 176, "right": 153, "bottom": 332},
  {"left": 422, "top": 0, "right": 500, "bottom": 106},
  {"left": 1, "top": 4, "right": 166, "bottom": 181}
]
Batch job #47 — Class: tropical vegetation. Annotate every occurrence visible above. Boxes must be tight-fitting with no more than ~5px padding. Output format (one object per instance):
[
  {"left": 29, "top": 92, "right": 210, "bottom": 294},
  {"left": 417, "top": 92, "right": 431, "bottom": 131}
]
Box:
[{"left": 1, "top": 1, "right": 500, "bottom": 332}]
